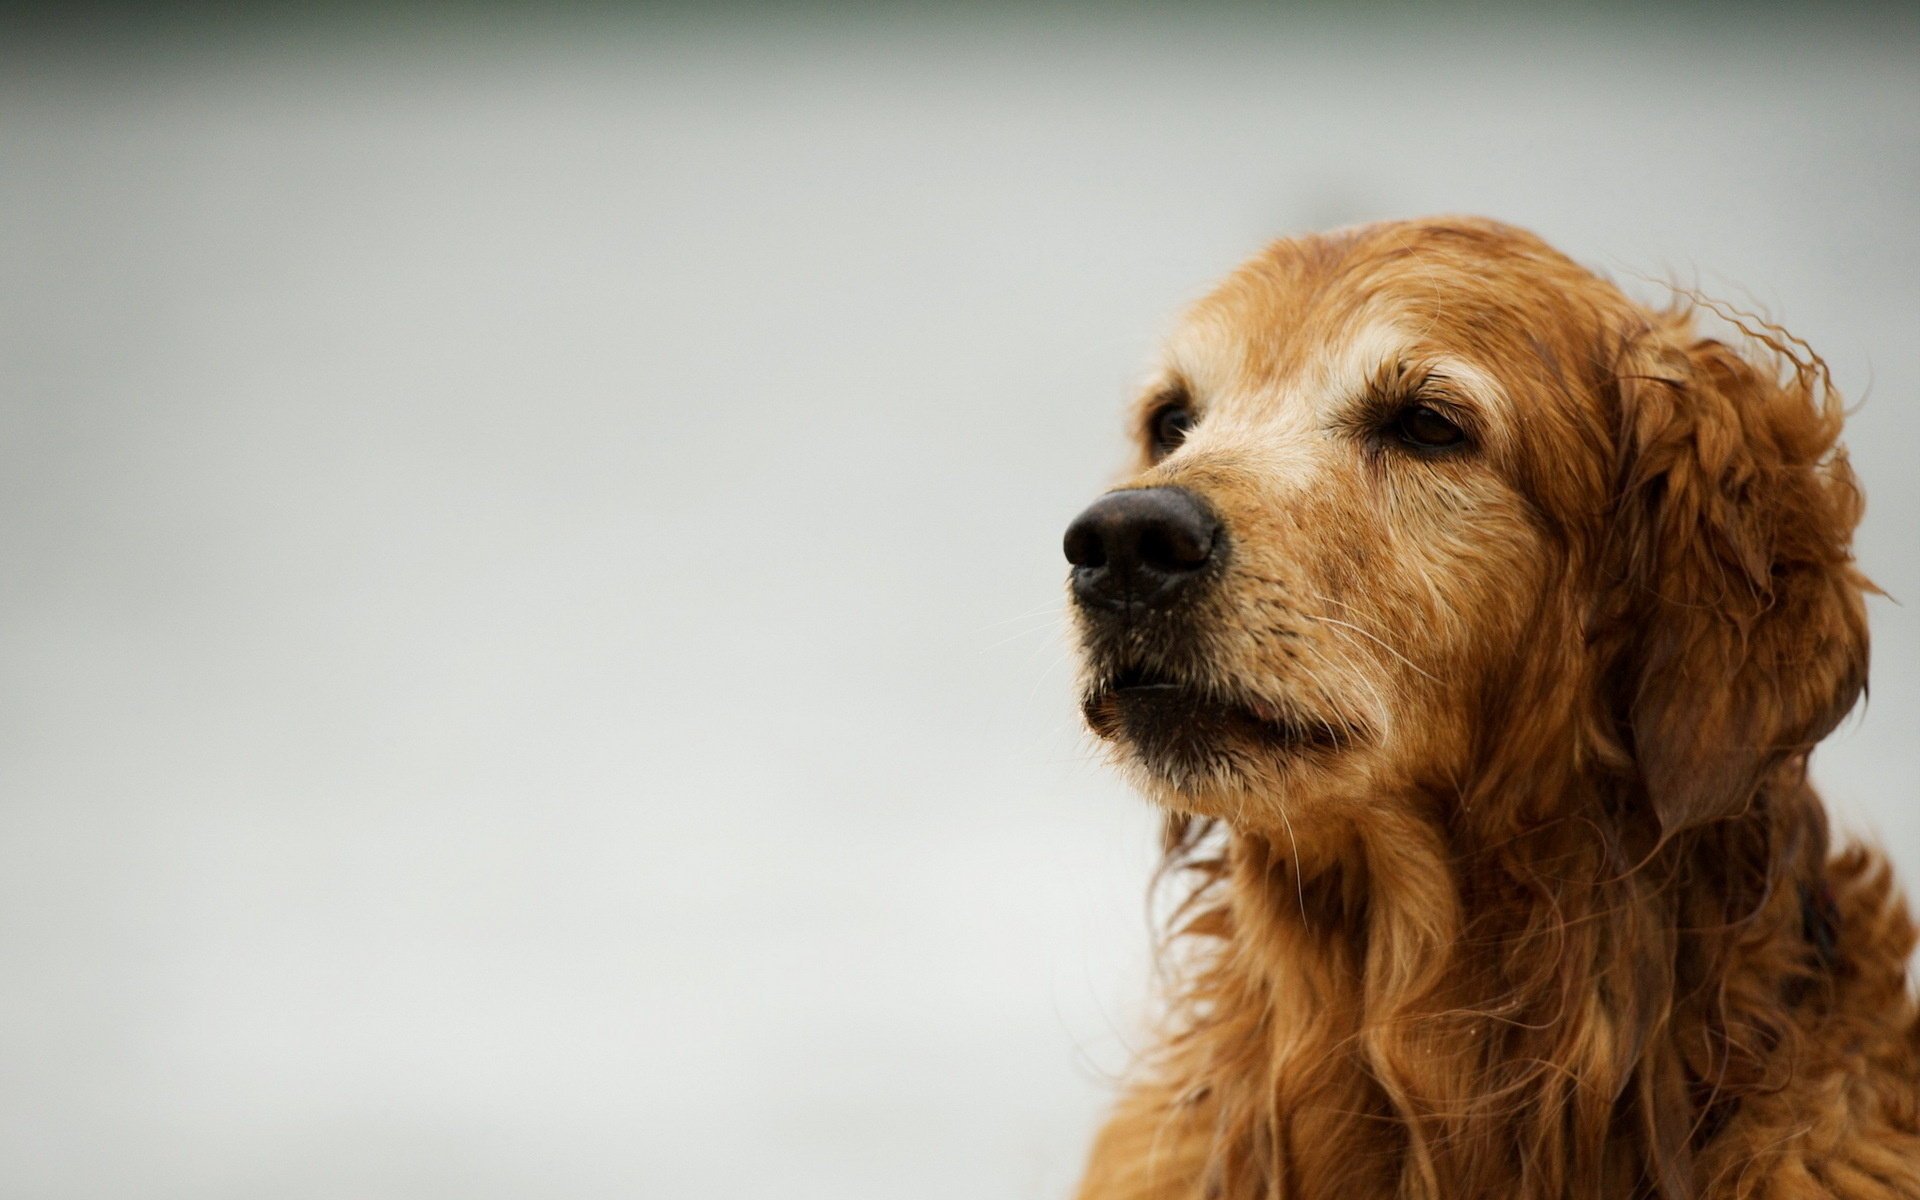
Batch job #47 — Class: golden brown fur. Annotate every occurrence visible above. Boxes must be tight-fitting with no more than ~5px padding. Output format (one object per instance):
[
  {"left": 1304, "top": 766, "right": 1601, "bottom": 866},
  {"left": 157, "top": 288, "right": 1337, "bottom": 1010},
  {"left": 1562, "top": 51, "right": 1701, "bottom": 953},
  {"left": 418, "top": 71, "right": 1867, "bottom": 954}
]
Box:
[{"left": 1068, "top": 218, "right": 1919, "bottom": 1199}]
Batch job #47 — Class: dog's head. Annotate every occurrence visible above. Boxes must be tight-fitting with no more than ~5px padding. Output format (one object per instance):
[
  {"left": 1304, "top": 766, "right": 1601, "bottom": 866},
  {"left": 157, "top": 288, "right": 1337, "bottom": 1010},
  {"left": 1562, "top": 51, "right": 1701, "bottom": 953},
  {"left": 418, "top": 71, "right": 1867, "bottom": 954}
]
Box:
[{"left": 1066, "top": 217, "right": 1868, "bottom": 854}]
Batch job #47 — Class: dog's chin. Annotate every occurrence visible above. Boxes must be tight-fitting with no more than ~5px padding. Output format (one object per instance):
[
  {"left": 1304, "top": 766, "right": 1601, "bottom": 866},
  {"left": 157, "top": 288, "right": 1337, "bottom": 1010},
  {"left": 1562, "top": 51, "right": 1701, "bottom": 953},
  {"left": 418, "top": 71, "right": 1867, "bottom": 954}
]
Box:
[{"left": 1081, "top": 666, "right": 1357, "bottom": 793}]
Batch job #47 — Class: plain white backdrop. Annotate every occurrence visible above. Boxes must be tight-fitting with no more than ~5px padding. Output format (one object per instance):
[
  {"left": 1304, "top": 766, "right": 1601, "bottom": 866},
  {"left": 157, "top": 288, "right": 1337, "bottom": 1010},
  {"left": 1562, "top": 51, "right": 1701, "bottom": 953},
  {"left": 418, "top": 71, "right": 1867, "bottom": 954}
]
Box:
[{"left": 3, "top": 8, "right": 1917, "bottom": 1197}]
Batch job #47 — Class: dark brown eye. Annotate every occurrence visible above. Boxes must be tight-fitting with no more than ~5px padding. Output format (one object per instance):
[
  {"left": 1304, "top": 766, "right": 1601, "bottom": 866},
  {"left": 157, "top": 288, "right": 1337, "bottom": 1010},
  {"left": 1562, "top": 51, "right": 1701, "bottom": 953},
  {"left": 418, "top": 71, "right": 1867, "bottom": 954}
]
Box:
[
  {"left": 1149, "top": 404, "right": 1195, "bottom": 457},
  {"left": 1389, "top": 404, "right": 1466, "bottom": 450}
]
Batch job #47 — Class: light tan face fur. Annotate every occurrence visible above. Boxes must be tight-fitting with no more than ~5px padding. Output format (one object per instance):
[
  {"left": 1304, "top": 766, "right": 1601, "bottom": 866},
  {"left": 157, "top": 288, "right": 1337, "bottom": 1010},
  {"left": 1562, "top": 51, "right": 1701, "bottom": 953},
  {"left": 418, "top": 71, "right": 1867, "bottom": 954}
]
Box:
[{"left": 1070, "top": 222, "right": 1606, "bottom": 854}]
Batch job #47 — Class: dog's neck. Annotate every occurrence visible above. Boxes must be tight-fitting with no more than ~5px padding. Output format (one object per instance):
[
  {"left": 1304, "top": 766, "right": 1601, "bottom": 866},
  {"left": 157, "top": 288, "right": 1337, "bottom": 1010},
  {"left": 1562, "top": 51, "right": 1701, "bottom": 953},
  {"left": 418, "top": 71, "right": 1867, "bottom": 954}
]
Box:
[{"left": 1160, "top": 775, "right": 1835, "bottom": 1199}]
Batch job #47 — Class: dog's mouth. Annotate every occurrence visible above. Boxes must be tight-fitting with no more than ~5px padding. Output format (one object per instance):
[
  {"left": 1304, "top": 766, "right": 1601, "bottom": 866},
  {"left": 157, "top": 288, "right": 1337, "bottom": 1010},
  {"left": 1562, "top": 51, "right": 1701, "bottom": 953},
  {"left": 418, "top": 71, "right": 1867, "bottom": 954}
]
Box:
[{"left": 1081, "top": 664, "right": 1355, "bottom": 767}]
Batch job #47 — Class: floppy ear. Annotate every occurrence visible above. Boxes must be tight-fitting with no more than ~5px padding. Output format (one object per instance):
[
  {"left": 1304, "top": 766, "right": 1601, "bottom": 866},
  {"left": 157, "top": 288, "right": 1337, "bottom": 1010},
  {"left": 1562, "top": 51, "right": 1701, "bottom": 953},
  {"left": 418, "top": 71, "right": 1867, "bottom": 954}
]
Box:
[{"left": 1611, "top": 313, "right": 1870, "bottom": 834}]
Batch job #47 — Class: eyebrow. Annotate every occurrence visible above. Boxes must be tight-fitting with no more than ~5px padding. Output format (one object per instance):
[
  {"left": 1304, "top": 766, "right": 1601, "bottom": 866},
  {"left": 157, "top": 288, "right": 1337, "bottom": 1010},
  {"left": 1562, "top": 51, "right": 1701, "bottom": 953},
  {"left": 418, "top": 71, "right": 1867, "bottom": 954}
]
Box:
[{"left": 1363, "top": 358, "right": 1428, "bottom": 399}]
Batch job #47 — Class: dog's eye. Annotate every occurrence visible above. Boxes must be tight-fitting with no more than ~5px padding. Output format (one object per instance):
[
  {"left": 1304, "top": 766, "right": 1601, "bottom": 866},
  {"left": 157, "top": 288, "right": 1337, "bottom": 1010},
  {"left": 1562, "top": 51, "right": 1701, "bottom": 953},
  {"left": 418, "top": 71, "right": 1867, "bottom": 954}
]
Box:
[
  {"left": 1150, "top": 404, "right": 1195, "bottom": 457},
  {"left": 1389, "top": 404, "right": 1466, "bottom": 451}
]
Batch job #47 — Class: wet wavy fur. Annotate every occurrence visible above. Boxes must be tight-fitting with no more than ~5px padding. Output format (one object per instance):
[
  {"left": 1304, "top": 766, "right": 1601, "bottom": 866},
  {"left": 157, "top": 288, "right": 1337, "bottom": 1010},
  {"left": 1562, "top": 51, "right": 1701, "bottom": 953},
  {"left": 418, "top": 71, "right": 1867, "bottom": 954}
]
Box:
[{"left": 1075, "top": 221, "right": 1920, "bottom": 1199}]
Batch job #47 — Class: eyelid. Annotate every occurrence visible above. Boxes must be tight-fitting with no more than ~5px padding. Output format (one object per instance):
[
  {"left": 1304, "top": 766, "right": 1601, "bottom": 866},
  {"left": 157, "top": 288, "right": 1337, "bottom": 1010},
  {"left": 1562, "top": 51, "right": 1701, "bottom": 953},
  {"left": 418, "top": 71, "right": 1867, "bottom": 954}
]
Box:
[
  {"left": 1146, "top": 382, "right": 1191, "bottom": 410},
  {"left": 1140, "top": 384, "right": 1195, "bottom": 437},
  {"left": 1339, "top": 370, "right": 1483, "bottom": 452},
  {"left": 1390, "top": 375, "right": 1480, "bottom": 439},
  {"left": 1407, "top": 390, "right": 1474, "bottom": 431}
]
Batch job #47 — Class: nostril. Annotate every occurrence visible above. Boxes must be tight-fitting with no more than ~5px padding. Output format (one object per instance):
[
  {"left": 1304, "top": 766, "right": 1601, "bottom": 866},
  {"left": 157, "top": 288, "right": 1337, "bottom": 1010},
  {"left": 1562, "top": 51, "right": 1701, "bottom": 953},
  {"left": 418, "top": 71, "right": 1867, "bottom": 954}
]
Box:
[
  {"left": 1138, "top": 519, "right": 1214, "bottom": 572},
  {"left": 1062, "top": 517, "right": 1107, "bottom": 569}
]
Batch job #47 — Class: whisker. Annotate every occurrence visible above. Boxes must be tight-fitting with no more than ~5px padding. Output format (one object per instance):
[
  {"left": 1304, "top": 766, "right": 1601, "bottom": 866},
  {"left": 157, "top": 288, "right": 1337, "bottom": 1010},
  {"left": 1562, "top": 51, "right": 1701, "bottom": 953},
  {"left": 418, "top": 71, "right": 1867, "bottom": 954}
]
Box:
[{"left": 1300, "top": 597, "right": 1440, "bottom": 684}]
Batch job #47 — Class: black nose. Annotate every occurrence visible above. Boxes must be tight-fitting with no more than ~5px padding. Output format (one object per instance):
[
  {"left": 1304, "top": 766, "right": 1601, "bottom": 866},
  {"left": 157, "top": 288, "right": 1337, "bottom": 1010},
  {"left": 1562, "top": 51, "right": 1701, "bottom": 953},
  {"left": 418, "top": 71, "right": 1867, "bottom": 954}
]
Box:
[{"left": 1063, "top": 486, "right": 1222, "bottom": 613}]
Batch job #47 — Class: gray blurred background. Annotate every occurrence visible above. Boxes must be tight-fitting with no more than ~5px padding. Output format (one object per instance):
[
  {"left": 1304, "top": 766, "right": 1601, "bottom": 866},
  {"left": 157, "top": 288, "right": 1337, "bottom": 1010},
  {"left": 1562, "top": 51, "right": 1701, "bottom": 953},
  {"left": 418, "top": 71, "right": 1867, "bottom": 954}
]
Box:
[{"left": 2, "top": 5, "right": 1916, "bottom": 1197}]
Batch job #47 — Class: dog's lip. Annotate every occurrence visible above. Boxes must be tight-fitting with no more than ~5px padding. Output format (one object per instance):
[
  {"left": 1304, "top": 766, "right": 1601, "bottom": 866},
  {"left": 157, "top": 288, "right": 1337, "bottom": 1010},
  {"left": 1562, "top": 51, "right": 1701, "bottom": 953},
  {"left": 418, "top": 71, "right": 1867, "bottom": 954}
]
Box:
[{"left": 1086, "top": 666, "right": 1353, "bottom": 752}]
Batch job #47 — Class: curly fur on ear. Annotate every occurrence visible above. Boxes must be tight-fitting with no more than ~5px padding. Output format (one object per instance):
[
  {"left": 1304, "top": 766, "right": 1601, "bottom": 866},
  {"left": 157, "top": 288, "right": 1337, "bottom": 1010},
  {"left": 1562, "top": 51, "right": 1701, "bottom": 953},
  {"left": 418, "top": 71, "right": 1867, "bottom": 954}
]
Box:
[{"left": 1611, "top": 309, "right": 1871, "bottom": 836}]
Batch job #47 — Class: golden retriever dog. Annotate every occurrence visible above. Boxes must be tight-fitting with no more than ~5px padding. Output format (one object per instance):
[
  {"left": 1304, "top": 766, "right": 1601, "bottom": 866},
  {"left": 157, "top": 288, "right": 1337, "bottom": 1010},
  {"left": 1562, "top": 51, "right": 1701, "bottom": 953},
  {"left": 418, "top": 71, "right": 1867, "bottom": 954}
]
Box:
[{"left": 1062, "top": 217, "right": 1918, "bottom": 1199}]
